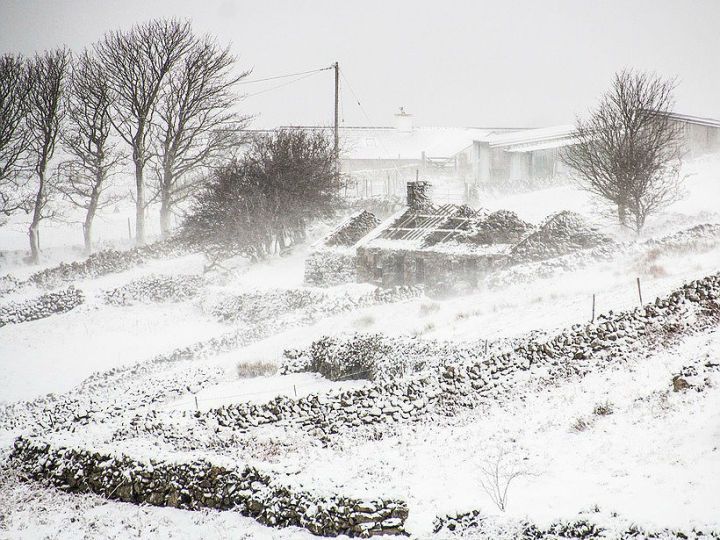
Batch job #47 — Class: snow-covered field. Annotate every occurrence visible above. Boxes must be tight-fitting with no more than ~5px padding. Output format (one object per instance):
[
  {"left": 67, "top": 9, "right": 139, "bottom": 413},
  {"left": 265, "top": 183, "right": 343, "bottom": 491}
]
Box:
[{"left": 1, "top": 157, "right": 720, "bottom": 539}]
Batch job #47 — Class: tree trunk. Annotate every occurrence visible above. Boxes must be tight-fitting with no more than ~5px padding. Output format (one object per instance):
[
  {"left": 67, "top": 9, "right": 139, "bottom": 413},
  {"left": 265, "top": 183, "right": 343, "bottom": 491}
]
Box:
[
  {"left": 28, "top": 168, "right": 45, "bottom": 264},
  {"left": 84, "top": 186, "right": 100, "bottom": 253},
  {"left": 159, "top": 166, "right": 173, "bottom": 238},
  {"left": 617, "top": 203, "right": 628, "bottom": 228},
  {"left": 134, "top": 158, "right": 146, "bottom": 245}
]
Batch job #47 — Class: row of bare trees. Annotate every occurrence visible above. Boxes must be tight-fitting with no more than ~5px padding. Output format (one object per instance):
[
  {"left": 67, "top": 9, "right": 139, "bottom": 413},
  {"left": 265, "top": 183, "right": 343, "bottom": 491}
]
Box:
[{"left": 0, "top": 18, "right": 249, "bottom": 262}]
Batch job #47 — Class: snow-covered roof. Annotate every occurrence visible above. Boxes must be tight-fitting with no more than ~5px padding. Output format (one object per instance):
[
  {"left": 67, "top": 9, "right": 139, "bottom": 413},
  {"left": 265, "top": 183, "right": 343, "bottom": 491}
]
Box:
[
  {"left": 487, "top": 125, "right": 577, "bottom": 152},
  {"left": 660, "top": 112, "right": 720, "bottom": 129},
  {"left": 340, "top": 126, "right": 495, "bottom": 160},
  {"left": 281, "top": 125, "right": 521, "bottom": 161}
]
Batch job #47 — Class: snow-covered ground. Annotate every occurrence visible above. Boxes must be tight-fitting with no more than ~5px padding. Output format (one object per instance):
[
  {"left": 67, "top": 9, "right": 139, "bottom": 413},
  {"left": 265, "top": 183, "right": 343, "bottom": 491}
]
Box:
[{"left": 1, "top": 156, "right": 720, "bottom": 539}]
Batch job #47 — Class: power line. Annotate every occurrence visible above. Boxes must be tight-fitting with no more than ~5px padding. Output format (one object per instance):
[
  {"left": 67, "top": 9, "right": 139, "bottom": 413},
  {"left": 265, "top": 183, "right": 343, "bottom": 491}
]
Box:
[
  {"left": 239, "top": 65, "right": 333, "bottom": 85},
  {"left": 243, "top": 70, "right": 326, "bottom": 99}
]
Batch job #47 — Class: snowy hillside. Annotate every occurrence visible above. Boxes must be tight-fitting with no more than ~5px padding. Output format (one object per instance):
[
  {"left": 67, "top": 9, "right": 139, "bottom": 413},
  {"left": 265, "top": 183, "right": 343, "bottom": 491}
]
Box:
[{"left": 1, "top": 158, "right": 720, "bottom": 539}]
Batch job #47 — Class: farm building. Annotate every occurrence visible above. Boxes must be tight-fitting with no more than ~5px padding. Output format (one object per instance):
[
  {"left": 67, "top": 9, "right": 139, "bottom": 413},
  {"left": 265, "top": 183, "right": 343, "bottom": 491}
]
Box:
[
  {"left": 353, "top": 182, "right": 532, "bottom": 290},
  {"left": 455, "top": 112, "right": 720, "bottom": 188}
]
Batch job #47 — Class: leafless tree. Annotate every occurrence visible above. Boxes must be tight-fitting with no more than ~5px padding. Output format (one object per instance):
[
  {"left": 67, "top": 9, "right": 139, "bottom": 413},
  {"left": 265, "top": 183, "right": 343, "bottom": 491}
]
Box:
[
  {"left": 60, "top": 50, "right": 125, "bottom": 252},
  {"left": 562, "top": 69, "right": 684, "bottom": 233},
  {"left": 152, "top": 36, "right": 250, "bottom": 237},
  {"left": 95, "top": 18, "right": 194, "bottom": 244},
  {"left": 25, "top": 48, "right": 70, "bottom": 263},
  {"left": 0, "top": 54, "right": 32, "bottom": 220},
  {"left": 477, "top": 446, "right": 532, "bottom": 512}
]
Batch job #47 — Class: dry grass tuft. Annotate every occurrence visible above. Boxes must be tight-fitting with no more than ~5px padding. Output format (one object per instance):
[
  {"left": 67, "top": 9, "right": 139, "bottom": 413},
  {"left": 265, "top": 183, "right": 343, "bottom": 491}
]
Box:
[{"left": 236, "top": 360, "right": 277, "bottom": 379}]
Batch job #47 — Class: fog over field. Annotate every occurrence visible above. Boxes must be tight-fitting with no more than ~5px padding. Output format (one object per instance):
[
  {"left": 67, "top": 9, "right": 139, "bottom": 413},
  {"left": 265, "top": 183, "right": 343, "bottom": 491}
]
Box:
[{"left": 1, "top": 1, "right": 719, "bottom": 539}]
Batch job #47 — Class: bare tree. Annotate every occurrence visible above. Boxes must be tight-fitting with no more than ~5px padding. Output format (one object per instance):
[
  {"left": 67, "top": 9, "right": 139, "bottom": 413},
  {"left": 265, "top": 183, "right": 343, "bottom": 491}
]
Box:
[
  {"left": 152, "top": 36, "right": 250, "bottom": 237},
  {"left": 60, "top": 50, "right": 124, "bottom": 252},
  {"left": 0, "top": 54, "right": 32, "bottom": 219},
  {"left": 477, "top": 446, "right": 532, "bottom": 512},
  {"left": 25, "top": 48, "right": 70, "bottom": 263},
  {"left": 561, "top": 69, "right": 684, "bottom": 233},
  {"left": 95, "top": 18, "right": 194, "bottom": 244}
]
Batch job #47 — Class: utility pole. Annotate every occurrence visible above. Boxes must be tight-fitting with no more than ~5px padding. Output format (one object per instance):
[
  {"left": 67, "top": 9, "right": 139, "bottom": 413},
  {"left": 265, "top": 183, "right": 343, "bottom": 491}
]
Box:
[{"left": 333, "top": 61, "right": 339, "bottom": 156}]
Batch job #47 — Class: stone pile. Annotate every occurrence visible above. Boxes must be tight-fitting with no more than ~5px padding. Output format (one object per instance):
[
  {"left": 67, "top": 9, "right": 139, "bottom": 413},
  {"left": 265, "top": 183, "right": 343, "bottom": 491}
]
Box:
[
  {"left": 10, "top": 437, "right": 408, "bottom": 537},
  {"left": 460, "top": 210, "right": 535, "bottom": 245},
  {"left": 325, "top": 211, "right": 380, "bottom": 247},
  {"left": 104, "top": 274, "right": 203, "bottom": 305},
  {"left": 433, "top": 509, "right": 484, "bottom": 534},
  {"left": 0, "top": 287, "right": 84, "bottom": 327},
  {"left": 509, "top": 211, "right": 613, "bottom": 263}
]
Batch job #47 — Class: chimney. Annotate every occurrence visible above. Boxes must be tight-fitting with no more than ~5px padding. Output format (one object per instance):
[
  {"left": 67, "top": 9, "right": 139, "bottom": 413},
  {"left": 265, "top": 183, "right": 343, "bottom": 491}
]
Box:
[
  {"left": 407, "top": 180, "right": 431, "bottom": 209},
  {"left": 394, "top": 106, "right": 413, "bottom": 133}
]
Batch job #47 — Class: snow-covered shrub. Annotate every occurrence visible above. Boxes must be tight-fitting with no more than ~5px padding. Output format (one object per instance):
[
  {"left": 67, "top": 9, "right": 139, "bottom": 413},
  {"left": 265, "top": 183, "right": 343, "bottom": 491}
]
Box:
[
  {"left": 0, "top": 287, "right": 84, "bottom": 327},
  {"left": 592, "top": 401, "right": 614, "bottom": 416},
  {"left": 0, "top": 274, "right": 21, "bottom": 297},
  {"left": 103, "top": 274, "right": 203, "bottom": 305},
  {"left": 282, "top": 332, "right": 480, "bottom": 381}
]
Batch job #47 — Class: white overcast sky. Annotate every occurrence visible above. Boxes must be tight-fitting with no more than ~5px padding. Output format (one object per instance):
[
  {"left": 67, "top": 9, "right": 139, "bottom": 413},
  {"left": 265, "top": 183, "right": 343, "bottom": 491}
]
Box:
[{"left": 1, "top": 0, "right": 718, "bottom": 129}]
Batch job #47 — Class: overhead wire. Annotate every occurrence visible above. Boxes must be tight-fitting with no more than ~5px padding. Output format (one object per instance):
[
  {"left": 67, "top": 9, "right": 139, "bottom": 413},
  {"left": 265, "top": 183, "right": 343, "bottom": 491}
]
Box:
[
  {"left": 238, "top": 65, "right": 333, "bottom": 85},
  {"left": 243, "top": 69, "right": 326, "bottom": 99}
]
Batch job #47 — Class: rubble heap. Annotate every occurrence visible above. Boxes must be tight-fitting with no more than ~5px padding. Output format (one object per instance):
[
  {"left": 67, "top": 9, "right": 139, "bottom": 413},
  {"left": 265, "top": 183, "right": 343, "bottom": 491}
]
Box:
[{"left": 510, "top": 211, "right": 613, "bottom": 263}]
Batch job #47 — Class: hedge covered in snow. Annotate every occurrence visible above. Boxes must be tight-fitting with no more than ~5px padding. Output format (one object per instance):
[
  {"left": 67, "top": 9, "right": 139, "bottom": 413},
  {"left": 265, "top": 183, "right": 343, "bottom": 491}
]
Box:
[
  {"left": 282, "top": 333, "right": 483, "bottom": 382},
  {"left": 0, "top": 287, "right": 84, "bottom": 327},
  {"left": 10, "top": 437, "right": 408, "bottom": 537},
  {"left": 103, "top": 274, "right": 203, "bottom": 306}
]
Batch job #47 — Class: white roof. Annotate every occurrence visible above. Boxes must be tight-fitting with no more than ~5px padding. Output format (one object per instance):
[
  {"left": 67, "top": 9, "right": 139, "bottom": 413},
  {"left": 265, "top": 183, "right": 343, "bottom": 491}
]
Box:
[
  {"left": 340, "top": 126, "right": 494, "bottom": 160},
  {"left": 488, "top": 125, "right": 577, "bottom": 151}
]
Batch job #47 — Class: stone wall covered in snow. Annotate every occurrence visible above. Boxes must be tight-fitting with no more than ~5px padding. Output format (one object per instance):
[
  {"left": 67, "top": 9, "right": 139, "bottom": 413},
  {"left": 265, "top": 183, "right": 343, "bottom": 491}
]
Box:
[
  {"left": 10, "top": 437, "right": 408, "bottom": 537},
  {"left": 304, "top": 250, "right": 358, "bottom": 287},
  {"left": 0, "top": 287, "right": 84, "bottom": 327},
  {"left": 103, "top": 274, "right": 203, "bottom": 305},
  {"left": 28, "top": 238, "right": 193, "bottom": 289},
  {"left": 130, "top": 273, "right": 720, "bottom": 443}
]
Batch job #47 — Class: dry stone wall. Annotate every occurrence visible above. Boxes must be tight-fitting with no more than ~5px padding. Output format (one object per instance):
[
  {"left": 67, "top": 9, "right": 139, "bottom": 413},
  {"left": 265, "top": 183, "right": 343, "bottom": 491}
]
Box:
[
  {"left": 130, "top": 273, "right": 720, "bottom": 445},
  {"left": 103, "top": 274, "right": 203, "bottom": 305},
  {"left": 10, "top": 437, "right": 408, "bottom": 537},
  {"left": 304, "top": 250, "right": 358, "bottom": 286},
  {"left": 0, "top": 287, "right": 84, "bottom": 327}
]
